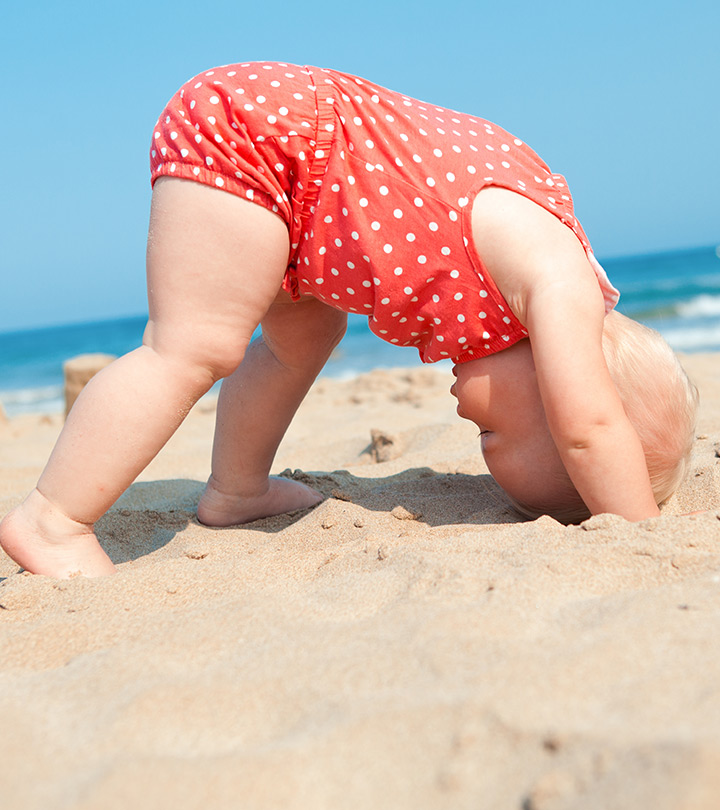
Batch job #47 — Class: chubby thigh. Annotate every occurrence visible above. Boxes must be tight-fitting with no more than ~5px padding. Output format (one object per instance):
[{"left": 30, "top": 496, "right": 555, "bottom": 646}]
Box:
[{"left": 144, "top": 177, "right": 290, "bottom": 378}]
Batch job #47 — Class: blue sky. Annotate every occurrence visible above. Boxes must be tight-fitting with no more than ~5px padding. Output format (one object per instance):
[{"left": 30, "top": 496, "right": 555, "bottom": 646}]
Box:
[{"left": 2, "top": 0, "right": 718, "bottom": 332}]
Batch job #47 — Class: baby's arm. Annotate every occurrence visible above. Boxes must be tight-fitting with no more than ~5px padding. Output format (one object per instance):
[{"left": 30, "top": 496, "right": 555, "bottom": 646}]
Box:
[
  {"left": 472, "top": 189, "right": 659, "bottom": 520},
  {"left": 197, "top": 293, "right": 347, "bottom": 526}
]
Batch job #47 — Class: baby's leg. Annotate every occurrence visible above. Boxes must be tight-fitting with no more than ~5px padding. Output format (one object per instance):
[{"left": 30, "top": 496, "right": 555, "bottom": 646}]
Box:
[
  {"left": 197, "top": 296, "right": 347, "bottom": 526},
  {"left": 0, "top": 178, "right": 290, "bottom": 577}
]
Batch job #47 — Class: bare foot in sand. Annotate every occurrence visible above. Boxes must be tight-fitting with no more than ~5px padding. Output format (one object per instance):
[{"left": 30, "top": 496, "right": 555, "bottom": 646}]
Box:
[
  {"left": 0, "top": 489, "right": 116, "bottom": 578},
  {"left": 197, "top": 475, "right": 324, "bottom": 527}
]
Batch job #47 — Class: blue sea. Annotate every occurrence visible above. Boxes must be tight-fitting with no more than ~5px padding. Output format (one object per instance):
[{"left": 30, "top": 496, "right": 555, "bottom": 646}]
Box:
[{"left": 1, "top": 244, "right": 719, "bottom": 417}]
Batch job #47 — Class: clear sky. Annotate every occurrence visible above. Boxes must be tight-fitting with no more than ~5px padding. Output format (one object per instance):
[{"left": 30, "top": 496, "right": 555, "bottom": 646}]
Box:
[{"left": 2, "top": 0, "right": 718, "bottom": 332}]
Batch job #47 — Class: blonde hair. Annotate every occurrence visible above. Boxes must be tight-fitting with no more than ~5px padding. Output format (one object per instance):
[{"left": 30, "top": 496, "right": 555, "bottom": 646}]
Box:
[{"left": 510, "top": 312, "right": 699, "bottom": 523}]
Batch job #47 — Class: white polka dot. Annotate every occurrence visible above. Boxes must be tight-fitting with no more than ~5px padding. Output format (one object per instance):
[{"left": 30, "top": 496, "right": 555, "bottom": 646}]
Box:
[
  {"left": 428, "top": 222, "right": 438, "bottom": 232},
  {"left": 441, "top": 247, "right": 451, "bottom": 256},
  {"left": 450, "top": 269, "right": 460, "bottom": 278},
  {"left": 331, "top": 183, "right": 340, "bottom": 192},
  {"left": 383, "top": 244, "right": 392, "bottom": 253},
  {"left": 457, "top": 314, "right": 465, "bottom": 322},
  {"left": 335, "top": 238, "right": 342, "bottom": 247},
  {"left": 433, "top": 148, "right": 442, "bottom": 157},
  {"left": 379, "top": 186, "right": 389, "bottom": 196},
  {"left": 418, "top": 255, "right": 427, "bottom": 264},
  {"left": 446, "top": 172, "right": 455, "bottom": 182},
  {"left": 348, "top": 175, "right": 355, "bottom": 184},
  {"left": 394, "top": 267, "right": 403, "bottom": 275},
  {"left": 359, "top": 197, "right": 369, "bottom": 207},
  {"left": 347, "top": 288, "right": 355, "bottom": 295},
  {"left": 393, "top": 209, "right": 403, "bottom": 218},
  {"left": 404, "top": 287, "right": 413, "bottom": 295},
  {"left": 406, "top": 233, "right": 416, "bottom": 242},
  {"left": 414, "top": 197, "right": 424, "bottom": 207},
  {"left": 371, "top": 221, "right": 381, "bottom": 231},
  {"left": 454, "top": 292, "right": 463, "bottom": 300},
  {"left": 324, "top": 215, "right": 333, "bottom": 223},
  {"left": 426, "top": 177, "right": 436, "bottom": 187},
  {"left": 381, "top": 297, "right": 390, "bottom": 305}
]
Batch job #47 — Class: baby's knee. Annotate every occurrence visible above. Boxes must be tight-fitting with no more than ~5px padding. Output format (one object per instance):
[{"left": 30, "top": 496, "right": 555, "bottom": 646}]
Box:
[
  {"left": 261, "top": 299, "right": 348, "bottom": 370},
  {"left": 144, "top": 321, "right": 250, "bottom": 382}
]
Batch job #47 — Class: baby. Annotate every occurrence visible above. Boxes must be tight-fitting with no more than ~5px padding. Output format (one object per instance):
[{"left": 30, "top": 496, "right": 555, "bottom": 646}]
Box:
[{"left": 0, "top": 62, "right": 697, "bottom": 578}]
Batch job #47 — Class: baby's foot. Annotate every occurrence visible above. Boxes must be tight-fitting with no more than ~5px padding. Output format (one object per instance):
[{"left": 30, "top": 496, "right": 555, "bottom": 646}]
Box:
[
  {"left": 0, "top": 489, "right": 116, "bottom": 578},
  {"left": 197, "top": 475, "right": 324, "bottom": 527}
]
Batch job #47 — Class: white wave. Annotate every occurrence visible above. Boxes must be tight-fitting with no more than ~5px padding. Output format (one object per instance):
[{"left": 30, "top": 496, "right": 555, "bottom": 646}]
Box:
[
  {"left": 676, "top": 294, "right": 720, "bottom": 317},
  {"left": 0, "top": 385, "right": 64, "bottom": 416},
  {"left": 659, "top": 323, "right": 720, "bottom": 351}
]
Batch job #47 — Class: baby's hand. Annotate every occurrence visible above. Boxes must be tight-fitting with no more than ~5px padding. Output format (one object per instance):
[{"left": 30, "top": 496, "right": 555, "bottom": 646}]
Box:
[{"left": 196, "top": 475, "right": 323, "bottom": 526}]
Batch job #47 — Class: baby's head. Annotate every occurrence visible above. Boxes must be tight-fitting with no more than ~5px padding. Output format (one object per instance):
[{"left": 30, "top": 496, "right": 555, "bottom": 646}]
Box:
[{"left": 451, "top": 311, "right": 698, "bottom": 522}]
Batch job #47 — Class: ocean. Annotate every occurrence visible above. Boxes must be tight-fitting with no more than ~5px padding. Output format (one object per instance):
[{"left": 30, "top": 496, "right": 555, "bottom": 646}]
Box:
[{"left": 1, "top": 244, "right": 719, "bottom": 417}]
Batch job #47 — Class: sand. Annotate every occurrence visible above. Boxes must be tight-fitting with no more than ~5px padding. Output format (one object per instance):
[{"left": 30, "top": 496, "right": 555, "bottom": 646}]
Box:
[{"left": 1, "top": 355, "right": 720, "bottom": 809}]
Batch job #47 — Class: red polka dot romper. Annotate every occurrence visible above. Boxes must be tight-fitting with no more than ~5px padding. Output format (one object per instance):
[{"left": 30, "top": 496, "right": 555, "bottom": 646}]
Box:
[{"left": 151, "top": 62, "right": 618, "bottom": 364}]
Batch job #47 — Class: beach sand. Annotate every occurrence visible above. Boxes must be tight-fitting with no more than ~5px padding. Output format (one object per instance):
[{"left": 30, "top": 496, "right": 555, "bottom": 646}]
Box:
[{"left": 1, "top": 355, "right": 720, "bottom": 809}]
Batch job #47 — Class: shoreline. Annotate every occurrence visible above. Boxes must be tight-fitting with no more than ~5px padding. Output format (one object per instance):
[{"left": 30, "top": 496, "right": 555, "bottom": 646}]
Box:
[{"left": 1, "top": 358, "right": 720, "bottom": 807}]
